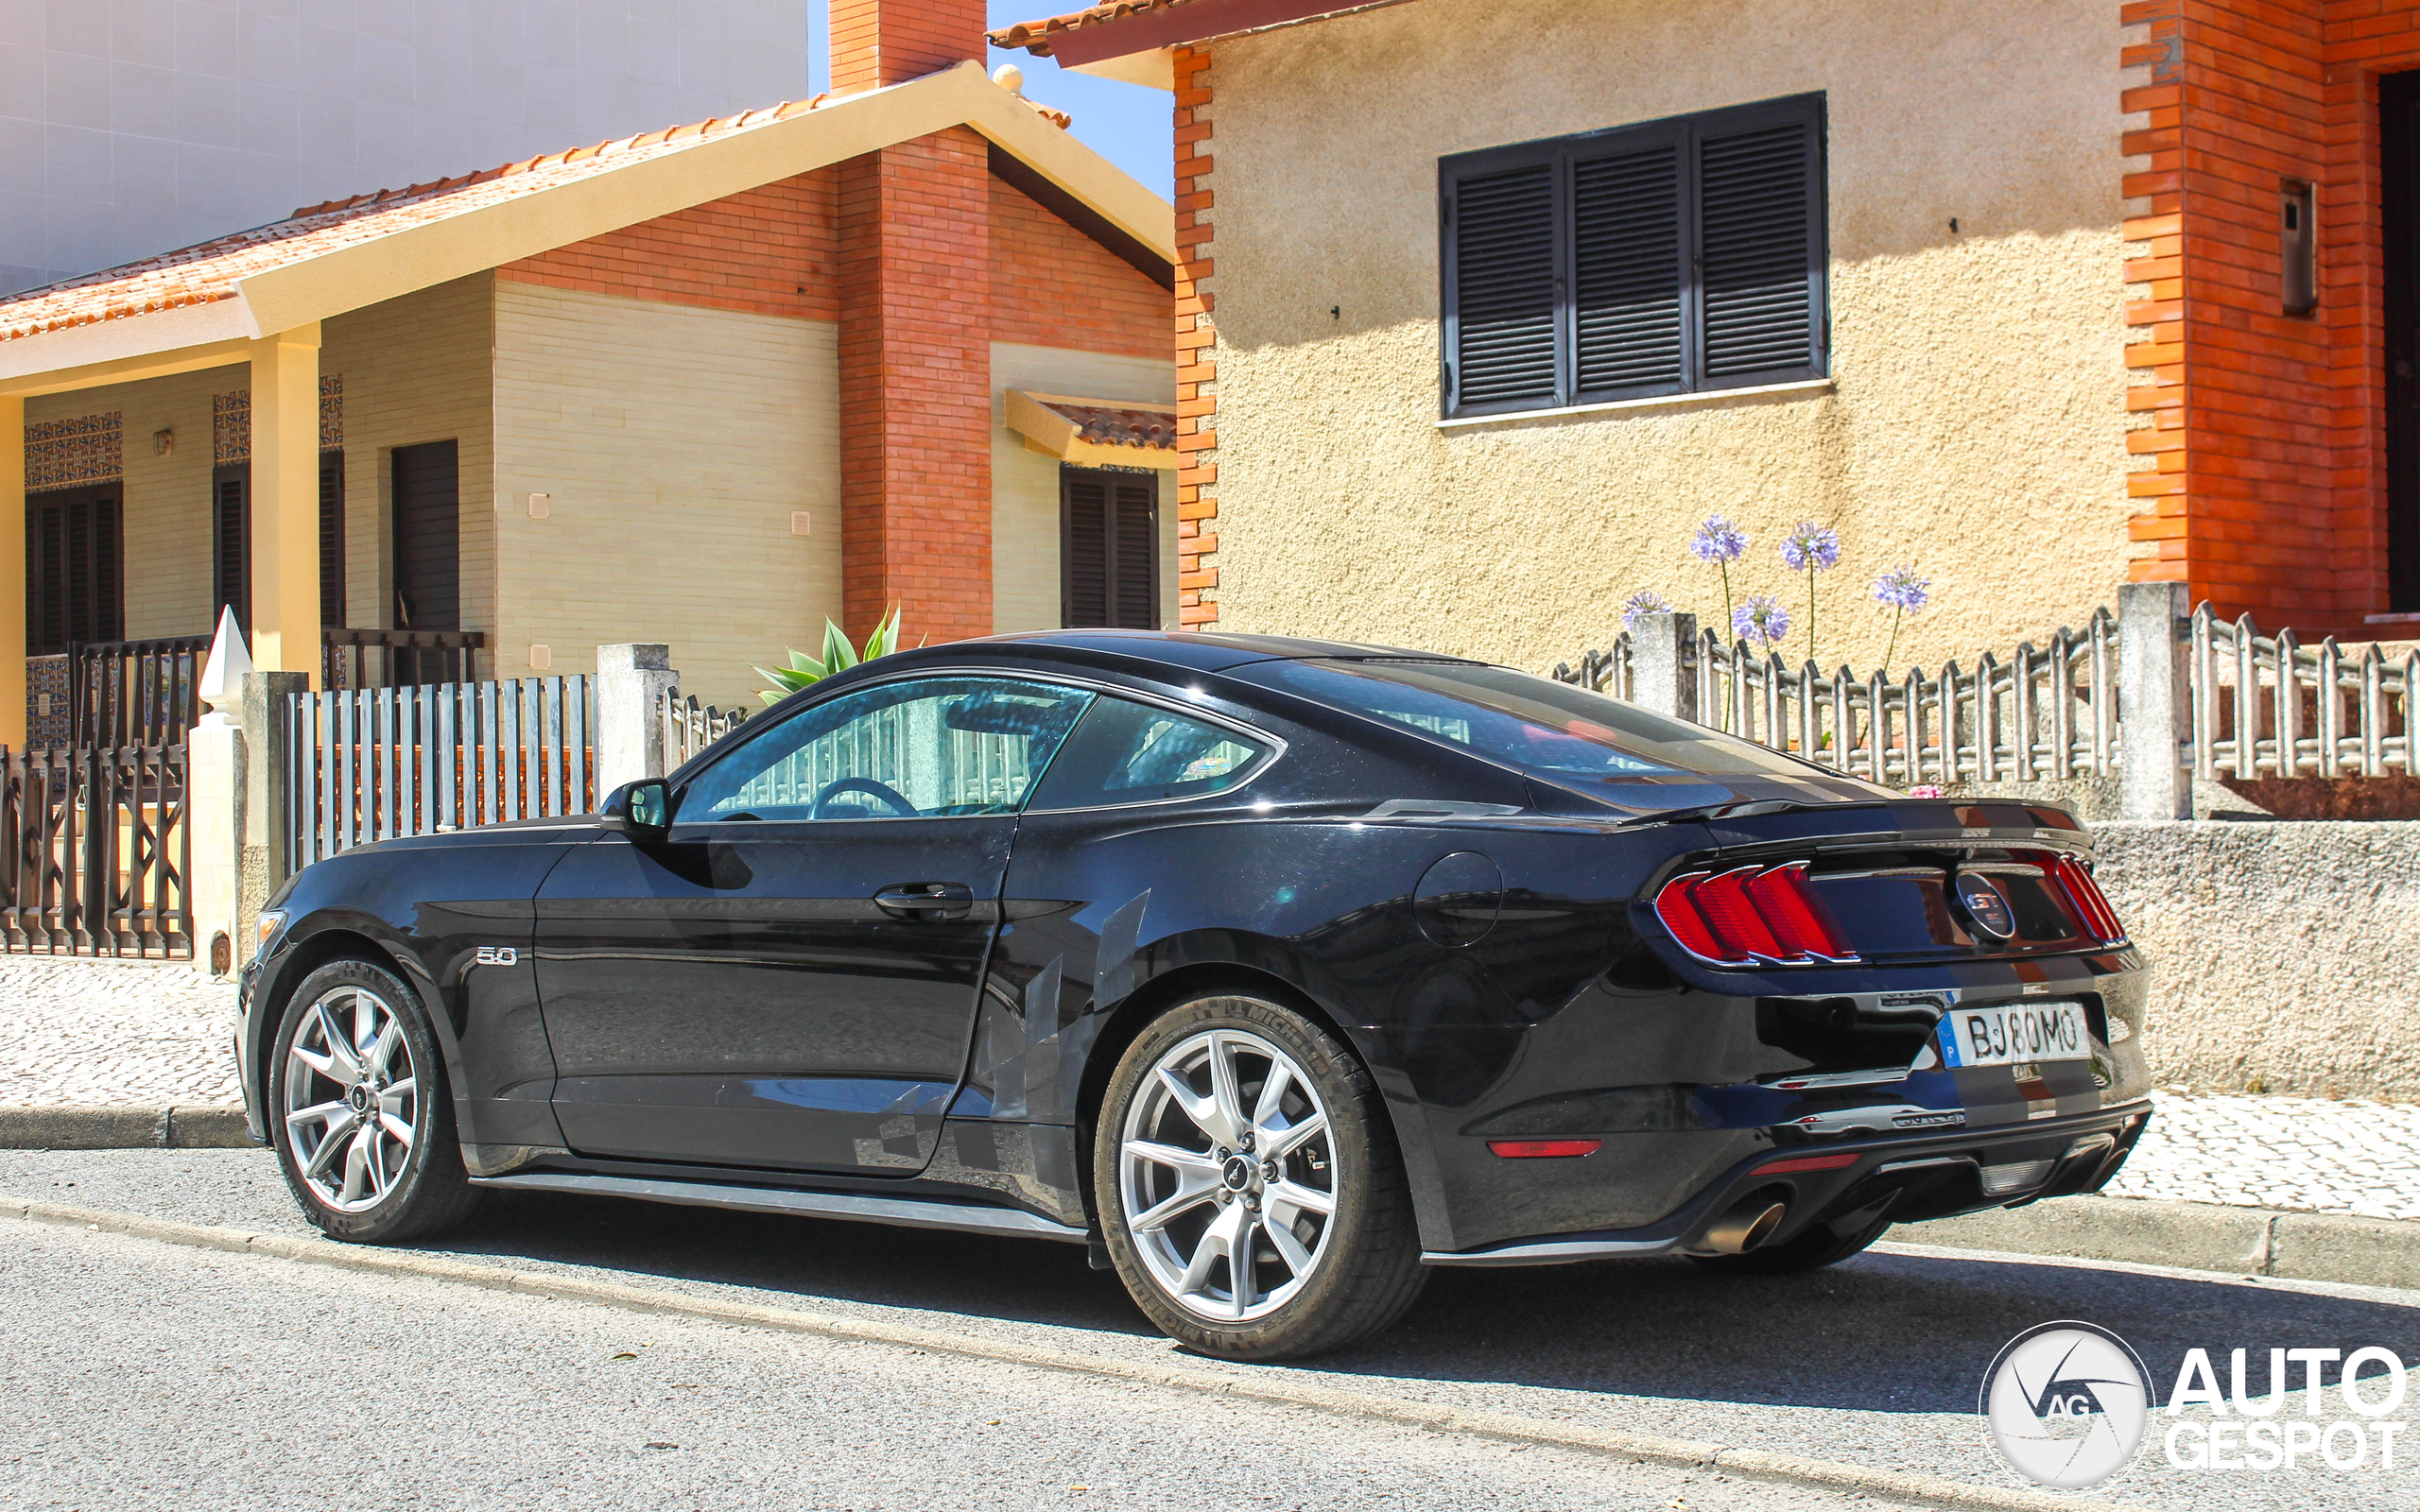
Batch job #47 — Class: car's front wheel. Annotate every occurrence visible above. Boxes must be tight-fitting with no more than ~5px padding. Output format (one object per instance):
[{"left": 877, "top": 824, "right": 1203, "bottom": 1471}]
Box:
[
  {"left": 1095, "top": 993, "right": 1426, "bottom": 1360},
  {"left": 268, "top": 956, "right": 481, "bottom": 1244}
]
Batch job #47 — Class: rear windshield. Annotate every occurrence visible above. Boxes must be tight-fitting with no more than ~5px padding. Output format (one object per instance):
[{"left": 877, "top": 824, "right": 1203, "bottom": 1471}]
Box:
[{"left": 1252, "top": 659, "right": 1827, "bottom": 782}]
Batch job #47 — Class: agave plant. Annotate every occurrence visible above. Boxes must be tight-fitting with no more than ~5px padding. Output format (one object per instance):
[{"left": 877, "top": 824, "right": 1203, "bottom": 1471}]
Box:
[{"left": 752, "top": 606, "right": 905, "bottom": 707}]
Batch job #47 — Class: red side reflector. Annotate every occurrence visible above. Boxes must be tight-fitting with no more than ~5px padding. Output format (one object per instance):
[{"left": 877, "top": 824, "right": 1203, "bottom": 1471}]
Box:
[
  {"left": 1488, "top": 1139, "right": 1602, "bottom": 1159},
  {"left": 1758, "top": 1152, "right": 1862, "bottom": 1175}
]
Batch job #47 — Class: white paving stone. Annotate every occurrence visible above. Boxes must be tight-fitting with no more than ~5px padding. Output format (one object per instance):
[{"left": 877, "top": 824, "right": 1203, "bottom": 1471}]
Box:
[
  {"left": 2106, "top": 1090, "right": 2420, "bottom": 1221},
  {"left": 0, "top": 957, "right": 238, "bottom": 1108}
]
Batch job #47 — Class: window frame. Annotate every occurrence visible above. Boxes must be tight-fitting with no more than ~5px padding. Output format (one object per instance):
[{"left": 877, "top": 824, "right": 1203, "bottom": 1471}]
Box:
[
  {"left": 1438, "top": 92, "right": 1829, "bottom": 421},
  {"left": 668, "top": 667, "right": 1288, "bottom": 821}
]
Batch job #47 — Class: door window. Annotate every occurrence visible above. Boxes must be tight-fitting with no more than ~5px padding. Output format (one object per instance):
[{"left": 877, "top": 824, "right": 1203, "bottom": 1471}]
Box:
[
  {"left": 680, "top": 678, "right": 1096, "bottom": 822},
  {"left": 1027, "top": 696, "right": 1272, "bottom": 810}
]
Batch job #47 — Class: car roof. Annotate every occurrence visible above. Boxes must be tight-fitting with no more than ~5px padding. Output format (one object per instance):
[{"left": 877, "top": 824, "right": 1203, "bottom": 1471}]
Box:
[{"left": 881, "top": 628, "right": 1479, "bottom": 676}]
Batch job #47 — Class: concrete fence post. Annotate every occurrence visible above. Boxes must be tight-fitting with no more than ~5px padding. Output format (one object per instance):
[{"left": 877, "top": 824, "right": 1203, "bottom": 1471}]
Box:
[
  {"left": 237, "top": 669, "right": 307, "bottom": 965},
  {"left": 2119, "top": 580, "right": 2193, "bottom": 821},
  {"left": 1631, "top": 611, "right": 1699, "bottom": 723},
  {"left": 596, "top": 644, "right": 676, "bottom": 794},
  {"left": 187, "top": 712, "right": 245, "bottom": 978}
]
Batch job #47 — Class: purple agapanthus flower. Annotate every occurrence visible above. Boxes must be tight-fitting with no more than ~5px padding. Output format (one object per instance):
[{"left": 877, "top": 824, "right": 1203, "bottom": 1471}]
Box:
[
  {"left": 1620, "top": 589, "right": 1672, "bottom": 630},
  {"left": 1779, "top": 521, "right": 1841, "bottom": 573},
  {"left": 1690, "top": 515, "right": 1747, "bottom": 564},
  {"left": 1734, "top": 594, "right": 1790, "bottom": 647},
  {"left": 1873, "top": 565, "right": 1931, "bottom": 612}
]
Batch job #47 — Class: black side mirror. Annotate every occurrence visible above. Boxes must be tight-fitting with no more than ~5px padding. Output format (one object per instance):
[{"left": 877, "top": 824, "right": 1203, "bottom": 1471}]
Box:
[{"left": 607, "top": 779, "right": 672, "bottom": 841}]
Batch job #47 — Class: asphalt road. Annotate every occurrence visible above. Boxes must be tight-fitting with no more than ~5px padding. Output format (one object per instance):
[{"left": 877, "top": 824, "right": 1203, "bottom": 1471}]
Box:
[{"left": 8, "top": 1149, "right": 2420, "bottom": 1512}]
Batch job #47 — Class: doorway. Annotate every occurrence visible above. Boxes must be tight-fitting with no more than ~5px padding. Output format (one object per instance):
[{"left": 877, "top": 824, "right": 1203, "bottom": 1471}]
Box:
[
  {"left": 389, "top": 440, "right": 459, "bottom": 632},
  {"left": 2382, "top": 72, "right": 2420, "bottom": 608}
]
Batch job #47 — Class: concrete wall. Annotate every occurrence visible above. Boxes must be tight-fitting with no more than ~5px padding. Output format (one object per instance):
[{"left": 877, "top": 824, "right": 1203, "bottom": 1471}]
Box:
[
  {"left": 2091, "top": 821, "right": 2420, "bottom": 1100},
  {"left": 1200, "top": 0, "right": 2134, "bottom": 674},
  {"left": 492, "top": 279, "right": 838, "bottom": 710},
  {"left": 324, "top": 272, "right": 498, "bottom": 642},
  {"left": 0, "top": 0, "right": 813, "bottom": 296},
  {"left": 990, "top": 340, "right": 1179, "bottom": 635}
]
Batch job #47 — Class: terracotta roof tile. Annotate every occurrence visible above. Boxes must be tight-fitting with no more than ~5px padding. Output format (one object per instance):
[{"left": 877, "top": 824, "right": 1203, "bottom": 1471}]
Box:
[
  {"left": 1043, "top": 397, "right": 1176, "bottom": 449},
  {"left": 989, "top": 0, "right": 1194, "bottom": 55},
  {"left": 0, "top": 93, "right": 835, "bottom": 346}
]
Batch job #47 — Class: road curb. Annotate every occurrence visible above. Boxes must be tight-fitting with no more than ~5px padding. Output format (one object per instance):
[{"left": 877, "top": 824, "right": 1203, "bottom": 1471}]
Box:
[
  {"left": 0, "top": 1194, "right": 2108, "bottom": 1512},
  {"left": 1904, "top": 1194, "right": 2420, "bottom": 1291},
  {"left": 0, "top": 1105, "right": 252, "bottom": 1150}
]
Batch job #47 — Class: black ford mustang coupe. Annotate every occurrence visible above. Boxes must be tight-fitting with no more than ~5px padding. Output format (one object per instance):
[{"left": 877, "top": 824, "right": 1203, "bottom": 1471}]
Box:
[{"left": 239, "top": 630, "right": 2151, "bottom": 1359}]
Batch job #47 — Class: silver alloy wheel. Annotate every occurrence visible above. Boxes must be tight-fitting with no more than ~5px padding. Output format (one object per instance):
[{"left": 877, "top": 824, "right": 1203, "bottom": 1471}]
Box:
[
  {"left": 282, "top": 984, "right": 419, "bottom": 1213},
  {"left": 1118, "top": 1028, "right": 1337, "bottom": 1322}
]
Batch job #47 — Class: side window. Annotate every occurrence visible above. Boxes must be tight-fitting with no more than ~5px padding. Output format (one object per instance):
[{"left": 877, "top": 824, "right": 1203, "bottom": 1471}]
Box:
[
  {"left": 679, "top": 678, "right": 1095, "bottom": 822},
  {"left": 1028, "top": 696, "right": 1272, "bottom": 811}
]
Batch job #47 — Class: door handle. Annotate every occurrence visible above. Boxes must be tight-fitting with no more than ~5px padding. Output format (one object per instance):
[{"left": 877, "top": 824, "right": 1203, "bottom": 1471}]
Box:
[{"left": 873, "top": 882, "right": 976, "bottom": 920}]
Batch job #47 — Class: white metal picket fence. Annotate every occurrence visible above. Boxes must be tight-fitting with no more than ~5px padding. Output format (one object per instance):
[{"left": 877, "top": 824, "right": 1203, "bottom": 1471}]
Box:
[{"left": 285, "top": 677, "right": 596, "bottom": 865}]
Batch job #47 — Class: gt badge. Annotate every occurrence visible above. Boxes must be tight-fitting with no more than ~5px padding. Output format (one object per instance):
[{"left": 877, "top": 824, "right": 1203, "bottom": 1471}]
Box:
[
  {"left": 1952, "top": 871, "right": 2015, "bottom": 940},
  {"left": 474, "top": 946, "right": 518, "bottom": 967}
]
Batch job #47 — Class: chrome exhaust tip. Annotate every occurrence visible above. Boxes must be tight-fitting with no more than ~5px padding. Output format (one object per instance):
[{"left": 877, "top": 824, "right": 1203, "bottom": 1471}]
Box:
[{"left": 1701, "top": 1197, "right": 1788, "bottom": 1256}]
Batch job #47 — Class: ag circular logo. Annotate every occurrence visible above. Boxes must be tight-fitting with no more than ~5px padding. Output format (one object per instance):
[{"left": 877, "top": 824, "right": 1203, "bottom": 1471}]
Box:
[
  {"left": 1979, "top": 1321, "right": 2152, "bottom": 1491},
  {"left": 1953, "top": 869, "right": 2016, "bottom": 939}
]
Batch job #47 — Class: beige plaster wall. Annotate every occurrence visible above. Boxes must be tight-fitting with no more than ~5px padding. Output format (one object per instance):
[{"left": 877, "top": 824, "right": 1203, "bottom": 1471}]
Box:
[
  {"left": 492, "top": 281, "right": 839, "bottom": 710},
  {"left": 1202, "top": 0, "right": 2134, "bottom": 675},
  {"left": 26, "top": 365, "right": 235, "bottom": 642},
  {"left": 323, "top": 273, "right": 499, "bottom": 644},
  {"left": 991, "top": 341, "right": 1180, "bottom": 634}
]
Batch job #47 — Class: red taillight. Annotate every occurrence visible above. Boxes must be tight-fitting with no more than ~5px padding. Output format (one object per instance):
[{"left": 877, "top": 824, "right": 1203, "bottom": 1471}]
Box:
[
  {"left": 1489, "top": 1139, "right": 1602, "bottom": 1159},
  {"left": 2047, "top": 854, "right": 2126, "bottom": 943},
  {"left": 1652, "top": 863, "right": 1857, "bottom": 967},
  {"left": 1757, "top": 1151, "right": 1862, "bottom": 1175}
]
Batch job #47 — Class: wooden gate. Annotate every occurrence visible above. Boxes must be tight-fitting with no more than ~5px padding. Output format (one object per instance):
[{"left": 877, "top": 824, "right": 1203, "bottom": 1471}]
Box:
[
  {"left": 0, "top": 743, "right": 192, "bottom": 957},
  {"left": 285, "top": 676, "right": 595, "bottom": 867}
]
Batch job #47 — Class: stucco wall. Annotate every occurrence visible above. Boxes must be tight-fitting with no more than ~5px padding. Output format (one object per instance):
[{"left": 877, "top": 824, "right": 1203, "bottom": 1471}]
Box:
[
  {"left": 990, "top": 341, "right": 1179, "bottom": 634},
  {"left": 324, "top": 273, "right": 498, "bottom": 644},
  {"left": 2091, "top": 821, "right": 2420, "bottom": 1100},
  {"left": 492, "top": 280, "right": 839, "bottom": 710},
  {"left": 1201, "top": 0, "right": 2134, "bottom": 674}
]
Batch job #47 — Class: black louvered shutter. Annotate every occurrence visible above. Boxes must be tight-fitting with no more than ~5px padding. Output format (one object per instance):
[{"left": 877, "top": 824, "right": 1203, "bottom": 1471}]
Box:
[
  {"left": 26, "top": 490, "right": 123, "bottom": 654},
  {"left": 1449, "top": 163, "right": 1559, "bottom": 410},
  {"left": 1061, "top": 470, "right": 1110, "bottom": 627},
  {"left": 1110, "top": 477, "right": 1158, "bottom": 629},
  {"left": 1698, "top": 118, "right": 1820, "bottom": 380},
  {"left": 320, "top": 451, "right": 345, "bottom": 628},
  {"left": 1572, "top": 144, "right": 1685, "bottom": 396},
  {"left": 212, "top": 464, "right": 249, "bottom": 634}
]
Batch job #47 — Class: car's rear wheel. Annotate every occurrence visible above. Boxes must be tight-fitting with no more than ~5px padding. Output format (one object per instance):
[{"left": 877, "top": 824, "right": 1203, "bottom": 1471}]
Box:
[
  {"left": 1095, "top": 993, "right": 1425, "bottom": 1360},
  {"left": 268, "top": 956, "right": 481, "bottom": 1244}
]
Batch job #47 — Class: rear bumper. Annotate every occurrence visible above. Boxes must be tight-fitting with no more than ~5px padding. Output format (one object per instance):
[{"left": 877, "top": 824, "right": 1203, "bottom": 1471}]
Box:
[{"left": 1422, "top": 1098, "right": 2150, "bottom": 1266}]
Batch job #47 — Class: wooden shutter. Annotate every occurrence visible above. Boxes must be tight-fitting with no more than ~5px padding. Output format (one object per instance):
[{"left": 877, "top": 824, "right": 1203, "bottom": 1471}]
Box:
[
  {"left": 1697, "top": 115, "right": 1821, "bottom": 380},
  {"left": 1448, "top": 163, "right": 1559, "bottom": 410},
  {"left": 319, "top": 450, "right": 345, "bottom": 628},
  {"left": 212, "top": 464, "right": 249, "bottom": 634},
  {"left": 1111, "top": 476, "right": 1158, "bottom": 629},
  {"left": 26, "top": 489, "right": 123, "bottom": 655},
  {"left": 1062, "top": 470, "right": 1109, "bottom": 627},
  {"left": 1572, "top": 144, "right": 1685, "bottom": 396},
  {"left": 1061, "top": 468, "right": 1159, "bottom": 629}
]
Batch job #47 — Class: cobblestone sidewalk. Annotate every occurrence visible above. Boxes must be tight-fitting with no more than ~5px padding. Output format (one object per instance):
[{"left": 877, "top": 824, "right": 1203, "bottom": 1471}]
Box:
[
  {"left": 5, "top": 960, "right": 2418, "bottom": 1223},
  {"left": 0, "top": 957, "right": 238, "bottom": 1108}
]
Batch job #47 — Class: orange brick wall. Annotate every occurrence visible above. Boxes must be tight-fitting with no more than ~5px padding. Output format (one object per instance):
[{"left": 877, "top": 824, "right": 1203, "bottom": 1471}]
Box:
[
  {"left": 837, "top": 128, "right": 995, "bottom": 643},
  {"left": 498, "top": 172, "right": 841, "bottom": 321},
  {"left": 1173, "top": 45, "right": 1219, "bottom": 628},
  {"left": 2133, "top": 0, "right": 2420, "bottom": 630},
  {"left": 989, "top": 175, "right": 1168, "bottom": 360},
  {"left": 832, "top": 0, "right": 986, "bottom": 91}
]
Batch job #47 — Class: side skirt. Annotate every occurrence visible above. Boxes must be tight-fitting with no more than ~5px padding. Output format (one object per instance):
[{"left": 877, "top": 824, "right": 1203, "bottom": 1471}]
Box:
[{"left": 468, "top": 1170, "right": 1091, "bottom": 1244}]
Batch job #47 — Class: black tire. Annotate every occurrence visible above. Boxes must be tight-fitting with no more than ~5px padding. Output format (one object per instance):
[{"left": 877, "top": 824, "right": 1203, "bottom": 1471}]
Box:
[
  {"left": 1687, "top": 1210, "right": 1893, "bottom": 1275},
  {"left": 267, "top": 955, "right": 482, "bottom": 1245},
  {"left": 1094, "top": 993, "right": 1426, "bottom": 1360}
]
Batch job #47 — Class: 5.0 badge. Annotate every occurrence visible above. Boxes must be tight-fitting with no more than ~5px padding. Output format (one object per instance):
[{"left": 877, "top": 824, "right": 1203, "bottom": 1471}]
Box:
[{"left": 473, "top": 945, "right": 517, "bottom": 967}]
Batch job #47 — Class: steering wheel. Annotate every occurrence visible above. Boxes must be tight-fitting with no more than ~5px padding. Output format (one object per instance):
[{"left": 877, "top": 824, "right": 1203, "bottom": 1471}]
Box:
[{"left": 810, "top": 776, "right": 920, "bottom": 819}]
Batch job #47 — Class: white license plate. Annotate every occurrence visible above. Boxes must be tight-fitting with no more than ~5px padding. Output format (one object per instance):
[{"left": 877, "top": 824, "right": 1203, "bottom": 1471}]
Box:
[{"left": 1938, "top": 1001, "right": 2092, "bottom": 1069}]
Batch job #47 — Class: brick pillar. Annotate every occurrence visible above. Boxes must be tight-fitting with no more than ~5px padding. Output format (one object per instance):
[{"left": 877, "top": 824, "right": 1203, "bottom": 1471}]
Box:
[
  {"left": 837, "top": 127, "right": 994, "bottom": 644},
  {"left": 1173, "top": 45, "right": 1219, "bottom": 628},
  {"left": 830, "top": 0, "right": 986, "bottom": 92}
]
